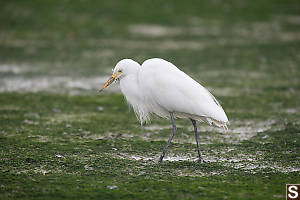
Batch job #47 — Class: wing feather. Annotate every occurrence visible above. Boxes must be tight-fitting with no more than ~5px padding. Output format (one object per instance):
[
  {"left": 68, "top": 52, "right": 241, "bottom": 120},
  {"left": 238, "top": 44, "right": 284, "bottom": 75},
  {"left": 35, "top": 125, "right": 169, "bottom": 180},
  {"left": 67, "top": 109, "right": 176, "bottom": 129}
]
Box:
[{"left": 139, "top": 58, "right": 228, "bottom": 125}]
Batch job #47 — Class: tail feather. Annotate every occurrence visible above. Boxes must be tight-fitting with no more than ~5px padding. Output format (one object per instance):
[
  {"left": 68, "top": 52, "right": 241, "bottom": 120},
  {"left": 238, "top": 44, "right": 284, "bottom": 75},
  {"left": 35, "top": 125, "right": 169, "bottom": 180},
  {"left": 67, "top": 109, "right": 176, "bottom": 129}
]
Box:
[{"left": 206, "top": 117, "right": 229, "bottom": 133}]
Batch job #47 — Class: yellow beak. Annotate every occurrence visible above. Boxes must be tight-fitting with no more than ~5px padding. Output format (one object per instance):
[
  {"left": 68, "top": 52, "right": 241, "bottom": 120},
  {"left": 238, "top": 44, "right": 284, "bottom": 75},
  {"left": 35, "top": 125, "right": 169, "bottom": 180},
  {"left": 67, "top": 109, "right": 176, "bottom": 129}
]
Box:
[{"left": 98, "top": 71, "right": 121, "bottom": 92}]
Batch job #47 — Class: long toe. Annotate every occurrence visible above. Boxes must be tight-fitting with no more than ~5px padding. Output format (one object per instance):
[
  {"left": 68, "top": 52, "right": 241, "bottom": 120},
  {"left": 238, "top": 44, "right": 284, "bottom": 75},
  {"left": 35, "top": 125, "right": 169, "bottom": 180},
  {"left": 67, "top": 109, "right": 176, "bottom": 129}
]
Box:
[
  {"left": 158, "top": 156, "right": 164, "bottom": 164},
  {"left": 196, "top": 158, "right": 207, "bottom": 163}
]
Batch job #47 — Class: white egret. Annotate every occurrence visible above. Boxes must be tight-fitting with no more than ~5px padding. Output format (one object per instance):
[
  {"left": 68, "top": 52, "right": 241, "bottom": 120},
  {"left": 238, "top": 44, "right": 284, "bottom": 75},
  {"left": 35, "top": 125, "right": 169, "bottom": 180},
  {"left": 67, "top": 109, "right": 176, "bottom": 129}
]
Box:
[{"left": 99, "top": 58, "right": 229, "bottom": 163}]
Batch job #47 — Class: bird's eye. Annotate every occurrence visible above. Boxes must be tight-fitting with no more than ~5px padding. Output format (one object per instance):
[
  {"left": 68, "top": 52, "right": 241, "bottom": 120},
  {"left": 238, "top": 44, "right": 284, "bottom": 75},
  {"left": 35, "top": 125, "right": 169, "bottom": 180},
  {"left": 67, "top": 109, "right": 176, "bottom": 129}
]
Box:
[{"left": 118, "top": 69, "right": 122, "bottom": 73}]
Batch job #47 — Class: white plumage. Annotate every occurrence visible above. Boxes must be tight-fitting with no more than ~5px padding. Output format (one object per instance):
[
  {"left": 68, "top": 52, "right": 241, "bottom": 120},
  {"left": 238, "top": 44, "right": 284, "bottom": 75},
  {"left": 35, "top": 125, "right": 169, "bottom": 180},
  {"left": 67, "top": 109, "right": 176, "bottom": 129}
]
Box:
[
  {"left": 111, "top": 58, "right": 228, "bottom": 127},
  {"left": 99, "top": 58, "right": 229, "bottom": 163}
]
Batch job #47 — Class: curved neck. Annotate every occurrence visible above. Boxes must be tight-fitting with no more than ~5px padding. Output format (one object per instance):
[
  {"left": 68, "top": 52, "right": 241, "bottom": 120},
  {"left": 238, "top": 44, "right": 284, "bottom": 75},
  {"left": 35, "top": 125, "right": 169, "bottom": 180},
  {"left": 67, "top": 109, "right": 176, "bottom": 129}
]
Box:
[
  {"left": 120, "top": 74, "right": 141, "bottom": 101},
  {"left": 118, "top": 64, "right": 150, "bottom": 123}
]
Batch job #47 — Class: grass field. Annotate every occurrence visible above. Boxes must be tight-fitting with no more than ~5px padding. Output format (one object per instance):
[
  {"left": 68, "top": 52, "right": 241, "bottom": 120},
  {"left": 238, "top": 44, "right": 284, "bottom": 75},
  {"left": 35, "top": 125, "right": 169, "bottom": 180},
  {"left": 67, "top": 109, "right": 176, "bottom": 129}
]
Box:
[{"left": 1, "top": 0, "right": 300, "bottom": 199}]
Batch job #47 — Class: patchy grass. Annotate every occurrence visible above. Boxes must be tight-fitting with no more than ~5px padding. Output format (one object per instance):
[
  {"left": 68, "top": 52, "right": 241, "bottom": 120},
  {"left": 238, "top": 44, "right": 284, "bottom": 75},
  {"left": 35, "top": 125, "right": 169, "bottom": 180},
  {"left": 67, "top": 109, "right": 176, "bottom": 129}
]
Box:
[
  {"left": 1, "top": 0, "right": 300, "bottom": 199},
  {"left": 0, "top": 93, "right": 299, "bottom": 199}
]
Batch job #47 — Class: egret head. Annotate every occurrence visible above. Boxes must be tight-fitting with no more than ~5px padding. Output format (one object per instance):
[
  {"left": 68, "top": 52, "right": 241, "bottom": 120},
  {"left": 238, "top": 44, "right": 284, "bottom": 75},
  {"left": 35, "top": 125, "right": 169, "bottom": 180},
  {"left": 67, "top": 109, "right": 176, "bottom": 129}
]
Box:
[{"left": 99, "top": 59, "right": 140, "bottom": 92}]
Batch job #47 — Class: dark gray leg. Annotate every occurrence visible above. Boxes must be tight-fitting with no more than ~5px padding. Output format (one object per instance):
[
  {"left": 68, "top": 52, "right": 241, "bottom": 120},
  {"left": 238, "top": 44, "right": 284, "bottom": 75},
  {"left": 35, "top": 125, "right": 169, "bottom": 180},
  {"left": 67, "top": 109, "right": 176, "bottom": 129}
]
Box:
[
  {"left": 158, "top": 112, "right": 176, "bottom": 163},
  {"left": 190, "top": 119, "right": 206, "bottom": 163}
]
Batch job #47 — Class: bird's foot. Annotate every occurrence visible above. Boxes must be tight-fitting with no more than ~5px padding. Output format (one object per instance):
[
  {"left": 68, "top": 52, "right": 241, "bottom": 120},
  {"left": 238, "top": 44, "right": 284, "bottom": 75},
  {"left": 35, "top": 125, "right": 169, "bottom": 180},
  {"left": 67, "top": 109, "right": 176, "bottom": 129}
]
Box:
[
  {"left": 196, "top": 158, "right": 207, "bottom": 163},
  {"left": 158, "top": 156, "right": 164, "bottom": 164}
]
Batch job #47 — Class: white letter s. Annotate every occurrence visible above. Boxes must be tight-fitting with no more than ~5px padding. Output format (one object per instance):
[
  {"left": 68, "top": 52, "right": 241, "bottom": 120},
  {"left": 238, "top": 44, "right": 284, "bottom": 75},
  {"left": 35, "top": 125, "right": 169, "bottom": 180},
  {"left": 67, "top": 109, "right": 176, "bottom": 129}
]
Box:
[{"left": 288, "top": 185, "right": 298, "bottom": 199}]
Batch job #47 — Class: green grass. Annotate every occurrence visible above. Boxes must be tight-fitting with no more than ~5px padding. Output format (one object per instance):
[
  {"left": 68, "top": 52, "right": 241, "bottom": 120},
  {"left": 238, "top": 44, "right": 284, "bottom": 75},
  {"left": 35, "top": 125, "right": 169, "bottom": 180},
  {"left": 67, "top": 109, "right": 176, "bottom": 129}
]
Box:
[
  {"left": 1, "top": 0, "right": 300, "bottom": 199},
  {"left": 0, "top": 93, "right": 299, "bottom": 199}
]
